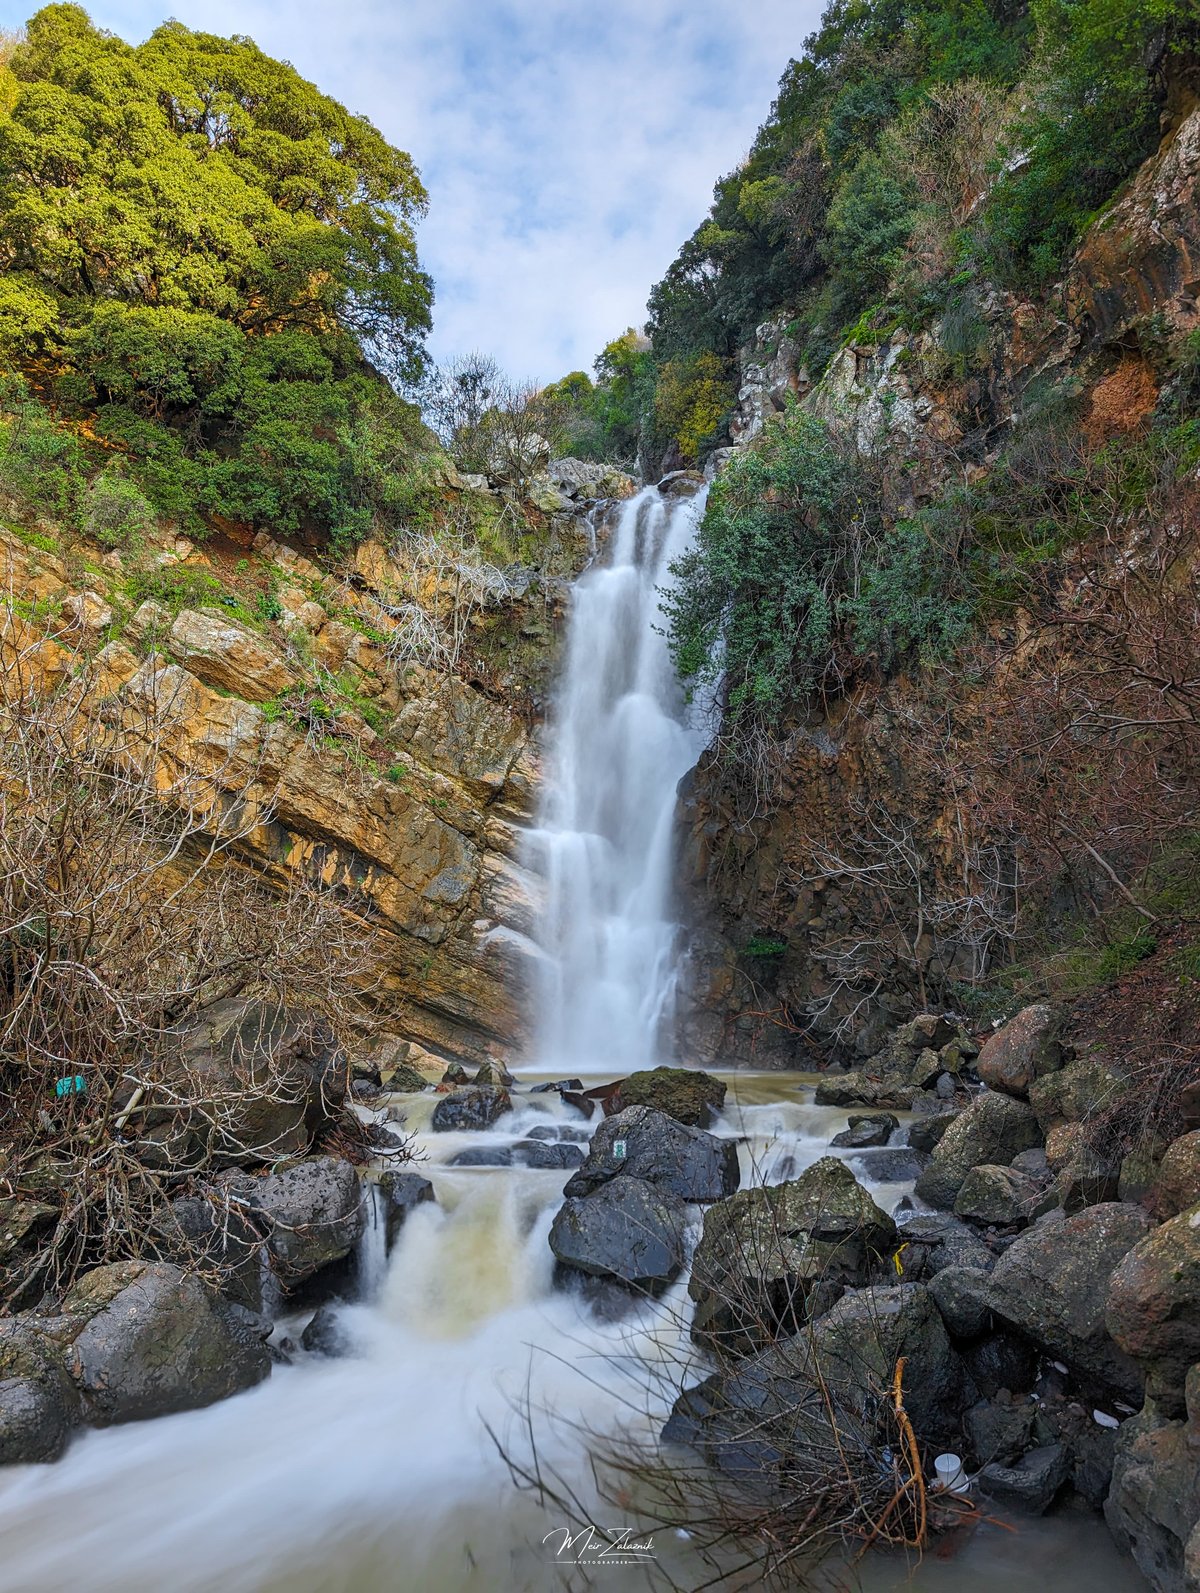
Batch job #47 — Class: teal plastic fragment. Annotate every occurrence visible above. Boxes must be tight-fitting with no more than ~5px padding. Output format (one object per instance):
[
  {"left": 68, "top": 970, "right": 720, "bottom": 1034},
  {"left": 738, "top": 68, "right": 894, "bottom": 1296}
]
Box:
[{"left": 54, "top": 1075, "right": 86, "bottom": 1098}]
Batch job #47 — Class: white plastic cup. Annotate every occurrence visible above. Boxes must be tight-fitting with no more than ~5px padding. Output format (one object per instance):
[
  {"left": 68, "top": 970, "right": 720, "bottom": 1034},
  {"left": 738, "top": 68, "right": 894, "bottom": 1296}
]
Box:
[{"left": 934, "top": 1453, "right": 964, "bottom": 1490}]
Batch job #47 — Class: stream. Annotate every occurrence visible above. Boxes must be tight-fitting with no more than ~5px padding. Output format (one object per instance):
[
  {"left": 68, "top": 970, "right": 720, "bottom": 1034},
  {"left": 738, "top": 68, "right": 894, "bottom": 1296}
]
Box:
[{"left": 0, "top": 487, "right": 1144, "bottom": 1590}]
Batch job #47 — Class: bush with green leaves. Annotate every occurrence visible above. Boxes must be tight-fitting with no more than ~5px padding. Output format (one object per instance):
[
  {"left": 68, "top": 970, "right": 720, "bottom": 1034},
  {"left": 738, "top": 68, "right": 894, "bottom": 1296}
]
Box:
[
  {"left": 0, "top": 4, "right": 434, "bottom": 546},
  {"left": 79, "top": 469, "right": 156, "bottom": 550},
  {"left": 663, "top": 406, "right": 884, "bottom": 720}
]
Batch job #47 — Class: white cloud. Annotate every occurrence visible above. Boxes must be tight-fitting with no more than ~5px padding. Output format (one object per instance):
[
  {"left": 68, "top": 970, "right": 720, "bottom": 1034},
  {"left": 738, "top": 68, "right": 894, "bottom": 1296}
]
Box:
[{"left": 7, "top": 0, "right": 825, "bottom": 379}]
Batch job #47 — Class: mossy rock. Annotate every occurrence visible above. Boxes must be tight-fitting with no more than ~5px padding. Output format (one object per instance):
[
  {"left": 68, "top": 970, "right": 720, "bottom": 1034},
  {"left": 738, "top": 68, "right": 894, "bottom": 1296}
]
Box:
[{"left": 614, "top": 1066, "right": 726, "bottom": 1127}]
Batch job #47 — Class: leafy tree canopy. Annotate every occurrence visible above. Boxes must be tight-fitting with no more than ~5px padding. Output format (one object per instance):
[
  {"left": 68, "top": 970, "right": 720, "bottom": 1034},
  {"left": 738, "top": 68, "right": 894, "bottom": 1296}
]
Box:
[{"left": 0, "top": 4, "right": 435, "bottom": 544}]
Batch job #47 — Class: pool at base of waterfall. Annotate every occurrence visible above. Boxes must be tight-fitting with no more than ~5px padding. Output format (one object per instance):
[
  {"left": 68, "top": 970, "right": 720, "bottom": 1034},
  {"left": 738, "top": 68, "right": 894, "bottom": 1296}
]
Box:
[{"left": 0, "top": 1072, "right": 1143, "bottom": 1593}]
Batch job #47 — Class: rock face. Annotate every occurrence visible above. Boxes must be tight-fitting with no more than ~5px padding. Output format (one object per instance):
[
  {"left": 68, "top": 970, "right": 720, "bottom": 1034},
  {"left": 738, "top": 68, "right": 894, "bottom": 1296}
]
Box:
[
  {"left": 914, "top": 1092, "right": 1042, "bottom": 1211},
  {"left": 233, "top": 1157, "right": 363, "bottom": 1286},
  {"left": 688, "top": 1158, "right": 896, "bottom": 1353},
  {"left": 978, "top": 1444, "right": 1071, "bottom": 1516},
  {"left": 1072, "top": 102, "right": 1200, "bottom": 342},
  {"left": 549, "top": 1178, "right": 687, "bottom": 1293},
  {"left": 976, "top": 1004, "right": 1066, "bottom": 1099},
  {"left": 168, "top": 607, "right": 298, "bottom": 702},
  {"left": 612, "top": 1067, "right": 727, "bottom": 1127},
  {"left": 563, "top": 1106, "right": 740, "bottom": 1204},
  {"left": 1107, "top": 1202, "right": 1200, "bottom": 1415},
  {"left": 430, "top": 1085, "right": 511, "bottom": 1132},
  {"left": 987, "top": 1204, "right": 1152, "bottom": 1402},
  {"left": 62, "top": 1262, "right": 270, "bottom": 1425},
  {"left": 170, "top": 999, "right": 346, "bottom": 1167}
]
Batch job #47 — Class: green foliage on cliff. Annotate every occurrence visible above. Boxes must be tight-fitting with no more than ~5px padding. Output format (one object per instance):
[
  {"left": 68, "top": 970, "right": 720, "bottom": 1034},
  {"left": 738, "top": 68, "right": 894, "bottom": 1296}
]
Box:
[
  {"left": 602, "top": 0, "right": 1195, "bottom": 472},
  {"left": 0, "top": 4, "right": 434, "bottom": 544}
]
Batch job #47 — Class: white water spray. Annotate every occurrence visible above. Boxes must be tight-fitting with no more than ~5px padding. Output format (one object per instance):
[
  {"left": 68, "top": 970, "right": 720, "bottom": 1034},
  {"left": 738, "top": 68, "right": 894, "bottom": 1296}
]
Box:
[{"left": 527, "top": 485, "right": 707, "bottom": 1073}]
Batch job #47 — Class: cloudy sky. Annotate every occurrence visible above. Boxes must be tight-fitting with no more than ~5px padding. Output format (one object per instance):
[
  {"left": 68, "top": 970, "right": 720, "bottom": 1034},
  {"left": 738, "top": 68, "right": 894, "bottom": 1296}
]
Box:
[{"left": 1, "top": 0, "right": 824, "bottom": 381}]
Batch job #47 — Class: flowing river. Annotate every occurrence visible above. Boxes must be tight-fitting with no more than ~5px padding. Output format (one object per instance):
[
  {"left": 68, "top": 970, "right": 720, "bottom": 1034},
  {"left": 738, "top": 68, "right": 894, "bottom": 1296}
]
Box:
[{"left": 0, "top": 488, "right": 1142, "bottom": 1591}]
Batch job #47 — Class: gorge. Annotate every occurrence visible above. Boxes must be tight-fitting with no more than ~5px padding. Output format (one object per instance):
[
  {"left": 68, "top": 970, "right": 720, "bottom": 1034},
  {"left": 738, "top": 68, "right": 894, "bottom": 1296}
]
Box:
[{"left": 1, "top": 2, "right": 1200, "bottom": 1590}]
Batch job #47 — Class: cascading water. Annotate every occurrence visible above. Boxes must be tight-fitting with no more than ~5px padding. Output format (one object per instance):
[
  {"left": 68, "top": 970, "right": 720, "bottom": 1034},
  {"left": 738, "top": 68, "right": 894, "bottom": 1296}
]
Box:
[
  {"left": 0, "top": 481, "right": 1140, "bottom": 1593},
  {"left": 528, "top": 484, "right": 708, "bottom": 1072}
]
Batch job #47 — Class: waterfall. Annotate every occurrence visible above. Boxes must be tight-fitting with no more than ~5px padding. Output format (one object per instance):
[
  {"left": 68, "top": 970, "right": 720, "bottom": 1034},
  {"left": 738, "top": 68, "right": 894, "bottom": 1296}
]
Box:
[{"left": 527, "top": 484, "right": 708, "bottom": 1074}]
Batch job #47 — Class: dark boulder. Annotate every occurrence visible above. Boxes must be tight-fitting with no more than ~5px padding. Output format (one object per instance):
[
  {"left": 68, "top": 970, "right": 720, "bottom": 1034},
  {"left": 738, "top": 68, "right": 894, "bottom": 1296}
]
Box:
[
  {"left": 963, "top": 1333, "right": 1038, "bottom": 1398},
  {"left": 954, "top": 1164, "right": 1047, "bottom": 1226},
  {"left": 906, "top": 1110, "right": 960, "bottom": 1154},
  {"left": 688, "top": 1158, "right": 895, "bottom": 1354},
  {"left": 894, "top": 1211, "right": 994, "bottom": 1278},
  {"left": 613, "top": 1066, "right": 726, "bottom": 1127},
  {"left": 301, "top": 1304, "right": 354, "bottom": 1357},
  {"left": 549, "top": 1177, "right": 687, "bottom": 1293},
  {"left": 831, "top": 1113, "right": 898, "bottom": 1149},
  {"left": 1107, "top": 1200, "right": 1200, "bottom": 1416},
  {"left": 60, "top": 1261, "right": 270, "bottom": 1425},
  {"left": 514, "top": 1139, "right": 586, "bottom": 1170},
  {"left": 430, "top": 1085, "right": 512, "bottom": 1132},
  {"left": 930, "top": 1264, "right": 994, "bottom": 1339},
  {"left": 232, "top": 1156, "right": 364, "bottom": 1287},
  {"left": 1106, "top": 1394, "right": 1200, "bottom": 1591},
  {"left": 169, "top": 998, "right": 346, "bottom": 1167},
  {"left": 965, "top": 1394, "right": 1038, "bottom": 1467},
  {"left": 979, "top": 1443, "right": 1071, "bottom": 1514},
  {"left": 988, "top": 1203, "right": 1152, "bottom": 1403},
  {"left": 378, "top": 1171, "right": 435, "bottom": 1248},
  {"left": 914, "top": 1092, "right": 1043, "bottom": 1211},
  {"left": 447, "top": 1146, "right": 513, "bottom": 1167},
  {"left": 0, "top": 1320, "right": 79, "bottom": 1463},
  {"left": 564, "top": 1106, "right": 739, "bottom": 1204}
]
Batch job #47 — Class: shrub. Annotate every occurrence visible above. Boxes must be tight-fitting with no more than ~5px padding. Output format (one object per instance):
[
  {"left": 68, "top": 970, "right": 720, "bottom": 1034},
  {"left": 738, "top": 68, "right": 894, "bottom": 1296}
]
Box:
[{"left": 79, "top": 469, "right": 157, "bottom": 550}]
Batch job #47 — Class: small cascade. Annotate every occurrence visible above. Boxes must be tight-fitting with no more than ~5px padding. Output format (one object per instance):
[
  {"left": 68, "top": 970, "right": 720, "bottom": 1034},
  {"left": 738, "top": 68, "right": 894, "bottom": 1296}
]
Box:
[{"left": 527, "top": 485, "right": 708, "bottom": 1074}]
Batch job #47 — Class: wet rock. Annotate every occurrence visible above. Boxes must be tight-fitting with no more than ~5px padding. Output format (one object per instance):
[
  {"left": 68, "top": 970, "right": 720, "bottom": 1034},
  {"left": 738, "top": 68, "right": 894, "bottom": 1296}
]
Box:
[
  {"left": 161, "top": 1191, "right": 263, "bottom": 1311},
  {"left": 689, "top": 1158, "right": 895, "bottom": 1353},
  {"left": 988, "top": 1203, "right": 1152, "bottom": 1402},
  {"left": 61, "top": 1261, "right": 270, "bottom": 1425},
  {"left": 448, "top": 1146, "right": 513, "bottom": 1167},
  {"left": 378, "top": 1172, "right": 434, "bottom": 1248},
  {"left": 1106, "top": 1400, "right": 1200, "bottom": 1591},
  {"left": 513, "top": 1140, "right": 586, "bottom": 1170},
  {"left": 530, "top": 1078, "right": 583, "bottom": 1094},
  {"left": 301, "top": 1304, "right": 353, "bottom": 1357},
  {"left": 965, "top": 1393, "right": 1038, "bottom": 1466},
  {"left": 431, "top": 1085, "right": 512, "bottom": 1132},
  {"left": 564, "top": 1106, "right": 739, "bottom": 1204},
  {"left": 831, "top": 1112, "right": 897, "bottom": 1149},
  {"left": 612, "top": 1066, "right": 726, "bottom": 1128},
  {"left": 847, "top": 1146, "right": 927, "bottom": 1183},
  {"left": 930, "top": 1265, "right": 993, "bottom": 1339},
  {"left": 978, "top": 1443, "right": 1070, "bottom": 1515},
  {"left": 963, "top": 1332, "right": 1038, "bottom": 1398},
  {"left": 894, "top": 1211, "right": 994, "bottom": 1278},
  {"left": 440, "top": 1063, "right": 470, "bottom": 1086},
  {"left": 813, "top": 1073, "right": 917, "bottom": 1110},
  {"left": 0, "top": 1320, "right": 79, "bottom": 1463},
  {"left": 379, "top": 1063, "right": 429, "bottom": 1093},
  {"left": 549, "top": 1177, "right": 687, "bottom": 1293},
  {"left": 474, "top": 1059, "right": 516, "bottom": 1089},
  {"left": 906, "top": 1109, "right": 960, "bottom": 1154},
  {"left": 233, "top": 1157, "right": 364, "bottom": 1286},
  {"left": 914, "top": 1092, "right": 1042, "bottom": 1211},
  {"left": 1107, "top": 1201, "right": 1200, "bottom": 1416},
  {"left": 1153, "top": 1131, "right": 1200, "bottom": 1219},
  {"left": 954, "top": 1164, "right": 1046, "bottom": 1226},
  {"left": 666, "top": 1282, "right": 970, "bottom": 1483},
  {"left": 976, "top": 1004, "right": 1067, "bottom": 1100}
]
